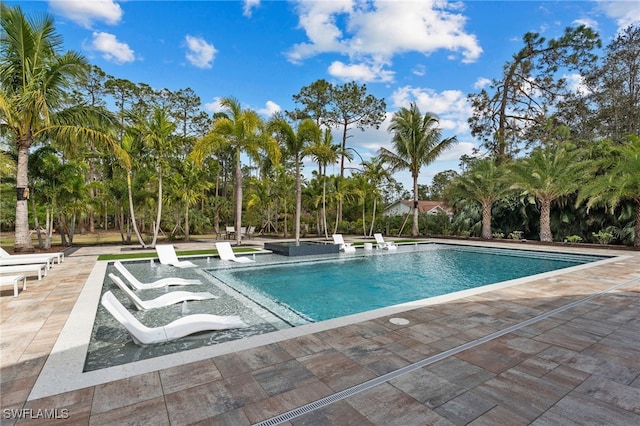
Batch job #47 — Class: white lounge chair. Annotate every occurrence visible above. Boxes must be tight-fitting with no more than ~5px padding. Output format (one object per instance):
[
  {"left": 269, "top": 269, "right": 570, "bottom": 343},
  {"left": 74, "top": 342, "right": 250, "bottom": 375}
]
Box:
[
  {"left": 0, "top": 263, "right": 47, "bottom": 280},
  {"left": 0, "top": 274, "right": 26, "bottom": 297},
  {"left": 108, "top": 273, "right": 217, "bottom": 310},
  {"left": 100, "top": 291, "right": 247, "bottom": 345},
  {"left": 215, "top": 242, "right": 254, "bottom": 263},
  {"left": 155, "top": 244, "right": 197, "bottom": 268},
  {"left": 332, "top": 234, "right": 356, "bottom": 253},
  {"left": 114, "top": 261, "right": 201, "bottom": 289},
  {"left": 0, "top": 247, "right": 63, "bottom": 265},
  {"left": 374, "top": 233, "right": 398, "bottom": 250}
]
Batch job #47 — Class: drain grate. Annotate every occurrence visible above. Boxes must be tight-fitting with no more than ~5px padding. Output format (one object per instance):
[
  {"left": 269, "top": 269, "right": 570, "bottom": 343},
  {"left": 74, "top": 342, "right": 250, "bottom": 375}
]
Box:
[{"left": 252, "top": 277, "right": 639, "bottom": 426}]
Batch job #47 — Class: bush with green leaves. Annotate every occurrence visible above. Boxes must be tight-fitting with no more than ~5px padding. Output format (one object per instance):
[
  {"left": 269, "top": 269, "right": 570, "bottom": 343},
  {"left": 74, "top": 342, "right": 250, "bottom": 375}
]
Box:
[{"left": 592, "top": 230, "right": 614, "bottom": 245}]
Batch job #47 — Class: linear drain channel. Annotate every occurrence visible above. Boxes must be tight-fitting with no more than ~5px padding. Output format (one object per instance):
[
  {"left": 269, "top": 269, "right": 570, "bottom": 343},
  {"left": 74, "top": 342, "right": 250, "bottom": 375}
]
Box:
[{"left": 253, "top": 277, "right": 638, "bottom": 426}]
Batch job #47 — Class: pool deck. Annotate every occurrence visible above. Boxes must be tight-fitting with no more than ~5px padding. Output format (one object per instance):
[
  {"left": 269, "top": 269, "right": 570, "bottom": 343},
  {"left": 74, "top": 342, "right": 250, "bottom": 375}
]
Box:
[{"left": 1, "top": 238, "right": 639, "bottom": 425}]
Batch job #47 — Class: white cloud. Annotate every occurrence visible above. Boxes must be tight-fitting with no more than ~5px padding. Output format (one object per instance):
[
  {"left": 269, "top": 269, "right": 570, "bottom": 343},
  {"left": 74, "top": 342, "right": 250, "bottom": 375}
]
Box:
[
  {"left": 87, "top": 32, "right": 134, "bottom": 64},
  {"left": 243, "top": 0, "right": 261, "bottom": 17},
  {"left": 49, "top": 0, "right": 122, "bottom": 28},
  {"left": 204, "top": 97, "right": 224, "bottom": 113},
  {"left": 573, "top": 18, "right": 599, "bottom": 30},
  {"left": 257, "top": 100, "right": 281, "bottom": 117},
  {"left": 185, "top": 35, "right": 217, "bottom": 69},
  {"left": 597, "top": 1, "right": 640, "bottom": 29},
  {"left": 328, "top": 60, "right": 395, "bottom": 82},
  {"left": 287, "top": 0, "right": 482, "bottom": 66},
  {"left": 473, "top": 77, "right": 491, "bottom": 90},
  {"left": 391, "top": 86, "right": 473, "bottom": 136}
]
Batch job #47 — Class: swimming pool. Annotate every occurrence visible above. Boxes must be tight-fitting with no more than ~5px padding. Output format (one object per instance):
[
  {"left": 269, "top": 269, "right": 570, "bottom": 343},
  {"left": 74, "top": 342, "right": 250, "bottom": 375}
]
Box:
[
  {"left": 210, "top": 244, "right": 605, "bottom": 325},
  {"left": 84, "top": 243, "right": 605, "bottom": 371}
]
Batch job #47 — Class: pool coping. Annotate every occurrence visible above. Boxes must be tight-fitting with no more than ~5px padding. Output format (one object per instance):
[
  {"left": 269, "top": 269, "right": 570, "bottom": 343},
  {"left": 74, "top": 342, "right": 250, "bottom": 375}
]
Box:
[{"left": 28, "top": 242, "right": 632, "bottom": 400}]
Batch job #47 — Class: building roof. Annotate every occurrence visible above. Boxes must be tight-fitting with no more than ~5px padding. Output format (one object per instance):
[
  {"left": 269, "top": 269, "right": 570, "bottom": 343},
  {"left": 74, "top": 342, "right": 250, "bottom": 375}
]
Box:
[{"left": 386, "top": 200, "right": 451, "bottom": 214}]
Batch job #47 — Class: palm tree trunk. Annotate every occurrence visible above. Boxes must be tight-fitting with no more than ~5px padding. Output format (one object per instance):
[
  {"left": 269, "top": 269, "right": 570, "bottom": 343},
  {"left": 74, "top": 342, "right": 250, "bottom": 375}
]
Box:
[
  {"left": 412, "top": 175, "right": 419, "bottom": 236},
  {"left": 634, "top": 199, "right": 640, "bottom": 248},
  {"left": 151, "top": 168, "right": 163, "bottom": 247},
  {"left": 127, "top": 173, "right": 146, "bottom": 247},
  {"left": 368, "top": 198, "right": 378, "bottom": 237},
  {"left": 322, "top": 172, "right": 329, "bottom": 240},
  {"left": 235, "top": 149, "right": 243, "bottom": 246},
  {"left": 362, "top": 199, "right": 367, "bottom": 237},
  {"left": 14, "top": 141, "right": 34, "bottom": 252},
  {"left": 481, "top": 201, "right": 492, "bottom": 239},
  {"left": 539, "top": 198, "right": 553, "bottom": 242},
  {"left": 184, "top": 202, "right": 190, "bottom": 241},
  {"left": 295, "top": 158, "right": 301, "bottom": 243}
]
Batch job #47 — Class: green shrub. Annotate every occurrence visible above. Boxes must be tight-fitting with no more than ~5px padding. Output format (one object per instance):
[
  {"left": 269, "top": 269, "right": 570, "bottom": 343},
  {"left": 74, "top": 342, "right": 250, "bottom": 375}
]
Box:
[
  {"left": 508, "top": 230, "right": 523, "bottom": 240},
  {"left": 592, "top": 230, "right": 614, "bottom": 245}
]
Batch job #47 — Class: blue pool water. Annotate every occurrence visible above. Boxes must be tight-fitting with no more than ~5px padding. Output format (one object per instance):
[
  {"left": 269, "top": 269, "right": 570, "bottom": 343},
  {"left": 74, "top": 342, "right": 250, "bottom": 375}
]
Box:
[{"left": 211, "top": 244, "right": 604, "bottom": 323}]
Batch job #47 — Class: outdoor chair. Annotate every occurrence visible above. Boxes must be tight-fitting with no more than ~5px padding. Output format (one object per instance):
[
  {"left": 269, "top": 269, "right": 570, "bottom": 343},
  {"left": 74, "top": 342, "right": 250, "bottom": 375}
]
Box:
[
  {"left": 332, "top": 234, "right": 356, "bottom": 253},
  {"left": 101, "top": 291, "right": 247, "bottom": 345},
  {"left": 0, "top": 247, "right": 64, "bottom": 265},
  {"left": 108, "top": 273, "right": 216, "bottom": 310},
  {"left": 155, "top": 244, "right": 197, "bottom": 268},
  {"left": 215, "top": 242, "right": 254, "bottom": 263},
  {"left": 113, "top": 261, "right": 201, "bottom": 289},
  {"left": 374, "top": 233, "right": 398, "bottom": 250}
]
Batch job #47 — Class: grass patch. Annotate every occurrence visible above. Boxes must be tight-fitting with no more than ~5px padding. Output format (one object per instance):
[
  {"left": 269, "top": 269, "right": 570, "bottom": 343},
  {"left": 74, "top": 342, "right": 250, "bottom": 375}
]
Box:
[{"left": 97, "top": 247, "right": 258, "bottom": 261}]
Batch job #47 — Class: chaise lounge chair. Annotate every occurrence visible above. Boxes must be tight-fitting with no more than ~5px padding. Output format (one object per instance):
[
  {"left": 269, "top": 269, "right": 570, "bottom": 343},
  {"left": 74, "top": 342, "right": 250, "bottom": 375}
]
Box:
[
  {"left": 0, "top": 247, "right": 64, "bottom": 265},
  {"left": 215, "top": 242, "right": 254, "bottom": 263},
  {"left": 332, "top": 234, "right": 356, "bottom": 253},
  {"left": 108, "top": 273, "right": 217, "bottom": 310},
  {"left": 155, "top": 244, "right": 198, "bottom": 268},
  {"left": 101, "top": 291, "right": 248, "bottom": 345},
  {"left": 114, "top": 261, "right": 201, "bottom": 289},
  {"left": 374, "top": 233, "right": 398, "bottom": 250},
  {"left": 0, "top": 274, "right": 27, "bottom": 297}
]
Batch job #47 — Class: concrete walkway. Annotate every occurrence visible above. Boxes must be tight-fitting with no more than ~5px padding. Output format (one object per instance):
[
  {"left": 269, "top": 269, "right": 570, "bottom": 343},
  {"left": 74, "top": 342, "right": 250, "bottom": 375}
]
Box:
[{"left": 1, "top": 239, "right": 638, "bottom": 425}]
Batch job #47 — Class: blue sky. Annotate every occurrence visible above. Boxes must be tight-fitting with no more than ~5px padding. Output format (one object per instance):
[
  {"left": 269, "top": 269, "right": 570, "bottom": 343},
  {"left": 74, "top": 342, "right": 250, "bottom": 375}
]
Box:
[{"left": 10, "top": 1, "right": 640, "bottom": 190}]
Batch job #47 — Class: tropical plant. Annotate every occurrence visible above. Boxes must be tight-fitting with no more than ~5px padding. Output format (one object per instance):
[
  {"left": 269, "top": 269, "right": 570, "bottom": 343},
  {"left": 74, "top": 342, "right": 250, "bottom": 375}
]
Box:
[
  {"left": 447, "top": 158, "right": 509, "bottom": 239},
  {"left": 509, "top": 143, "right": 588, "bottom": 242},
  {"left": 360, "top": 156, "right": 391, "bottom": 237},
  {"left": 380, "top": 103, "right": 458, "bottom": 236},
  {"left": 306, "top": 128, "right": 340, "bottom": 239},
  {"left": 0, "top": 5, "right": 116, "bottom": 251},
  {"left": 129, "top": 107, "right": 177, "bottom": 246},
  {"left": 192, "top": 97, "right": 279, "bottom": 245},
  {"left": 166, "top": 159, "right": 212, "bottom": 240},
  {"left": 577, "top": 136, "right": 640, "bottom": 247},
  {"left": 269, "top": 118, "right": 320, "bottom": 242}
]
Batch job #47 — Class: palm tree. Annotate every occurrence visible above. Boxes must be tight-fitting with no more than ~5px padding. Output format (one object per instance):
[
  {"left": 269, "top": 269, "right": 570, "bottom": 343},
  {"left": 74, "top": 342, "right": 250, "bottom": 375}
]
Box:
[
  {"left": 167, "top": 159, "right": 212, "bottom": 241},
  {"left": 192, "top": 97, "right": 279, "bottom": 245},
  {"left": 305, "top": 128, "right": 340, "bottom": 239},
  {"left": 509, "top": 143, "right": 587, "bottom": 242},
  {"left": 0, "top": 5, "right": 116, "bottom": 251},
  {"left": 380, "top": 103, "right": 458, "bottom": 236},
  {"left": 269, "top": 118, "right": 320, "bottom": 242},
  {"left": 361, "top": 156, "right": 390, "bottom": 236},
  {"left": 448, "top": 158, "right": 509, "bottom": 239},
  {"left": 130, "top": 107, "right": 176, "bottom": 247},
  {"left": 577, "top": 136, "right": 640, "bottom": 247}
]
